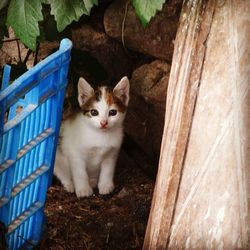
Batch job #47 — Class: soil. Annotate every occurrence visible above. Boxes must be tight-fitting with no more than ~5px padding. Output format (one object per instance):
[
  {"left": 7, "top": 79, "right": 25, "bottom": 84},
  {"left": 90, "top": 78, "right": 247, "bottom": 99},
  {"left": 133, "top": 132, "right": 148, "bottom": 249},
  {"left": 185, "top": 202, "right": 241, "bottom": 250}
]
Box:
[{"left": 37, "top": 150, "right": 155, "bottom": 250}]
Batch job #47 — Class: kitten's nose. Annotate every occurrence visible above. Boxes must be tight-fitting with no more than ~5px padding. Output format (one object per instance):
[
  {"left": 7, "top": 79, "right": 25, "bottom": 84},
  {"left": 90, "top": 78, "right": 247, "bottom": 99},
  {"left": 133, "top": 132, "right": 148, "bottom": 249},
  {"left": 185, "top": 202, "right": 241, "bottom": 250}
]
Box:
[{"left": 100, "top": 119, "right": 108, "bottom": 127}]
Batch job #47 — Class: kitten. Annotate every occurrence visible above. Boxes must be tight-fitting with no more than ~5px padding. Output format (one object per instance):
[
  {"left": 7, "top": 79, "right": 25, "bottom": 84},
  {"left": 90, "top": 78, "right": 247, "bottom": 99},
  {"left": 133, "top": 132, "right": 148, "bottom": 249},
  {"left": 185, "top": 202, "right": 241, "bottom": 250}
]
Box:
[{"left": 54, "top": 76, "right": 130, "bottom": 197}]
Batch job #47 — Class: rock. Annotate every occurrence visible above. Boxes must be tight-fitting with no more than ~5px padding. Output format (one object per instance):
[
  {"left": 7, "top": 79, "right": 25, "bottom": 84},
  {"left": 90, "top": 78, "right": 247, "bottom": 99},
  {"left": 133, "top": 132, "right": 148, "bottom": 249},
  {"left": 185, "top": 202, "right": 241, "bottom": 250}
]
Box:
[
  {"left": 131, "top": 60, "right": 170, "bottom": 108},
  {"left": 71, "top": 24, "right": 133, "bottom": 84},
  {"left": 0, "top": 33, "right": 59, "bottom": 79},
  {"left": 36, "top": 41, "right": 60, "bottom": 62},
  {"left": 125, "top": 60, "right": 170, "bottom": 163},
  {"left": 104, "top": 0, "right": 182, "bottom": 61}
]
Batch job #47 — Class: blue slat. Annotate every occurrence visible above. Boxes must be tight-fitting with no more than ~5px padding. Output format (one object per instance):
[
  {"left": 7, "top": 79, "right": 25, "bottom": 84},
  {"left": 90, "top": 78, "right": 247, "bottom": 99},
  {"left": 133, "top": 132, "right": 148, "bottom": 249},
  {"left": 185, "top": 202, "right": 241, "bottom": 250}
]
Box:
[
  {"left": 0, "top": 38, "right": 72, "bottom": 249},
  {"left": 1, "top": 65, "right": 11, "bottom": 91}
]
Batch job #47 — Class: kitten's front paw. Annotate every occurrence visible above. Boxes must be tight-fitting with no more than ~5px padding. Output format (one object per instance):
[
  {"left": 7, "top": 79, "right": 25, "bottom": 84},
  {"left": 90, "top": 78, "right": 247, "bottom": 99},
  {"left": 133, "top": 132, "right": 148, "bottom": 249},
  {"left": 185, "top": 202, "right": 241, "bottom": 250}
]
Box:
[
  {"left": 64, "top": 182, "right": 75, "bottom": 193},
  {"left": 98, "top": 182, "right": 114, "bottom": 195},
  {"left": 75, "top": 186, "right": 93, "bottom": 198}
]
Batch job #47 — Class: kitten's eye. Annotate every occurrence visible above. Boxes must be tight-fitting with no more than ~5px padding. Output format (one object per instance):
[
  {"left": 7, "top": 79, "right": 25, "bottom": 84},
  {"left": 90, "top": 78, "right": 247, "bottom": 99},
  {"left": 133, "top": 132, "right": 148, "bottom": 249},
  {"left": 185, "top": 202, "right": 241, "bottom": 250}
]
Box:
[
  {"left": 90, "top": 109, "right": 99, "bottom": 116},
  {"left": 109, "top": 109, "right": 117, "bottom": 116}
]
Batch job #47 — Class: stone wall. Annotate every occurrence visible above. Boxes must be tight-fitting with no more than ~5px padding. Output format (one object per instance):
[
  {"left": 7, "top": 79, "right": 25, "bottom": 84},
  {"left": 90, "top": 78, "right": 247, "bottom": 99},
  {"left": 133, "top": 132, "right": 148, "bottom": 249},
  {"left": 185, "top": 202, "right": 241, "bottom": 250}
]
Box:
[{"left": 1, "top": 0, "right": 182, "bottom": 175}]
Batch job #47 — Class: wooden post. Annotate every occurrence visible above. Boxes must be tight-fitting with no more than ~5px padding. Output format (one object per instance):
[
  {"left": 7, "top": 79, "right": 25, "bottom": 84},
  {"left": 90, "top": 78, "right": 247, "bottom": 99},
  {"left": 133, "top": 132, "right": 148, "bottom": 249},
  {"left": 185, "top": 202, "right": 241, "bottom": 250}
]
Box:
[{"left": 144, "top": 0, "right": 250, "bottom": 249}]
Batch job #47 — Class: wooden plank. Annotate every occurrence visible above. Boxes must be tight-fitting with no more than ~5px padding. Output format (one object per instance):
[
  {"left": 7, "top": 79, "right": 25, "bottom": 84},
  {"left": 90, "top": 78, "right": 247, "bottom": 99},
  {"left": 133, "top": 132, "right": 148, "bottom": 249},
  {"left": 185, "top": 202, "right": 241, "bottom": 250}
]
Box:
[
  {"left": 168, "top": 1, "right": 250, "bottom": 248},
  {"left": 143, "top": 1, "right": 215, "bottom": 249},
  {"left": 144, "top": 0, "right": 250, "bottom": 249}
]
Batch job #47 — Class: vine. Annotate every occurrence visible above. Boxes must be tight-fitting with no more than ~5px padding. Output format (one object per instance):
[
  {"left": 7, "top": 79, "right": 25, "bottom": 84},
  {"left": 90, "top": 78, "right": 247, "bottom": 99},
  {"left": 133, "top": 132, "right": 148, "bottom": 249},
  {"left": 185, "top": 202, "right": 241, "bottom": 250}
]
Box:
[{"left": 0, "top": 0, "right": 166, "bottom": 51}]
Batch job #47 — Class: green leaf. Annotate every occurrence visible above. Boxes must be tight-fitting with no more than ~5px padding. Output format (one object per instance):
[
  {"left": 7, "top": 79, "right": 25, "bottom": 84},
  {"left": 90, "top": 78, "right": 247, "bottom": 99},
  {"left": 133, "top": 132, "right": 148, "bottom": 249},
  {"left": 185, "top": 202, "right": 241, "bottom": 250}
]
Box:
[
  {"left": 0, "top": 0, "right": 9, "bottom": 11},
  {"left": 48, "top": 0, "right": 97, "bottom": 32},
  {"left": 41, "top": 0, "right": 50, "bottom": 4},
  {"left": 6, "top": 0, "right": 43, "bottom": 50},
  {"left": 83, "top": 0, "right": 97, "bottom": 15},
  {"left": 132, "top": 0, "right": 166, "bottom": 27}
]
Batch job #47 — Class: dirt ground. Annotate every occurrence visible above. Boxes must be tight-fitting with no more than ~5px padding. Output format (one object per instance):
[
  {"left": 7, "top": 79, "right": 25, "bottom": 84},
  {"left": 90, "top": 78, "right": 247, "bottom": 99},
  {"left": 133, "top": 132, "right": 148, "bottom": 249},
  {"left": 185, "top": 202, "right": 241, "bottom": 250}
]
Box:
[{"left": 37, "top": 150, "right": 155, "bottom": 250}]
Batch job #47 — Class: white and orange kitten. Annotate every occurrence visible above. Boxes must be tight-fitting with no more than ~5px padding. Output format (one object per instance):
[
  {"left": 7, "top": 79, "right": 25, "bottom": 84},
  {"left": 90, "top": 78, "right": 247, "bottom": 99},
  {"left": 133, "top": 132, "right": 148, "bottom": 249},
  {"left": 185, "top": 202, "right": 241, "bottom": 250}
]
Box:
[{"left": 54, "top": 76, "right": 130, "bottom": 197}]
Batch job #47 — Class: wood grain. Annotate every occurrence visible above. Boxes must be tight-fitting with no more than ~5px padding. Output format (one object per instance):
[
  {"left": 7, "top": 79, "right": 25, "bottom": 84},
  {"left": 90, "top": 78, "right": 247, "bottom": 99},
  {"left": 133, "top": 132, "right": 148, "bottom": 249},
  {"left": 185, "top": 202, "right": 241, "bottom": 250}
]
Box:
[
  {"left": 143, "top": 1, "right": 215, "bottom": 249},
  {"left": 144, "top": 0, "right": 250, "bottom": 249}
]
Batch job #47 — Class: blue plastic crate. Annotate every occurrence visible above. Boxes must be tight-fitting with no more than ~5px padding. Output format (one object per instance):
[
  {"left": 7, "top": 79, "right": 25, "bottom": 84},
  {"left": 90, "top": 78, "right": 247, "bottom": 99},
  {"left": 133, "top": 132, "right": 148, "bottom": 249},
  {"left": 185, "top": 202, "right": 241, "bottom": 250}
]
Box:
[{"left": 0, "top": 38, "right": 72, "bottom": 249}]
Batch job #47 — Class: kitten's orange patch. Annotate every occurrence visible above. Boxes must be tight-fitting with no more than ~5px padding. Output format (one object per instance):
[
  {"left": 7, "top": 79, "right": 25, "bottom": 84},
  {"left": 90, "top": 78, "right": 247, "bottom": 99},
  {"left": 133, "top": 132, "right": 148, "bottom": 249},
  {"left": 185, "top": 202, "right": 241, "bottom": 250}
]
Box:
[
  {"left": 104, "top": 88, "right": 115, "bottom": 106},
  {"left": 103, "top": 87, "right": 127, "bottom": 113},
  {"left": 78, "top": 86, "right": 127, "bottom": 115}
]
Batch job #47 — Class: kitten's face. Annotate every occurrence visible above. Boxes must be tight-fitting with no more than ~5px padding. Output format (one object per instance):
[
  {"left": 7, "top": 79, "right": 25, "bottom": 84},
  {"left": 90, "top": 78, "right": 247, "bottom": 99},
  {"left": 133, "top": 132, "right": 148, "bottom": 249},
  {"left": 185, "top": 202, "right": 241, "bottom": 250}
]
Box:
[{"left": 78, "top": 77, "right": 130, "bottom": 130}]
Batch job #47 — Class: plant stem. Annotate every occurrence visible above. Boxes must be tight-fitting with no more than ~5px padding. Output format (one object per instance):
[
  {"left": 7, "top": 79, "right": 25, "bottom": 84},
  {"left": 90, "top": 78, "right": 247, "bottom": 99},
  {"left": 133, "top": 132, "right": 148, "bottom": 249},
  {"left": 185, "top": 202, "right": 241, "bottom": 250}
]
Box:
[
  {"left": 23, "top": 49, "right": 32, "bottom": 65},
  {"left": 16, "top": 40, "right": 22, "bottom": 63},
  {"left": 33, "top": 42, "right": 40, "bottom": 66},
  {"left": 1, "top": 38, "right": 20, "bottom": 43}
]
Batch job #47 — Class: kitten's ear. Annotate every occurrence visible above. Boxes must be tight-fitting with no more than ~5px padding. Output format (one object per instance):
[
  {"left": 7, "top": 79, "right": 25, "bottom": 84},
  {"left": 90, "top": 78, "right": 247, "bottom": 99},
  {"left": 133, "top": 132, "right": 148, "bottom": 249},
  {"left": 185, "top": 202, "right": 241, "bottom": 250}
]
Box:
[
  {"left": 78, "top": 77, "right": 94, "bottom": 106},
  {"left": 113, "top": 76, "right": 130, "bottom": 106}
]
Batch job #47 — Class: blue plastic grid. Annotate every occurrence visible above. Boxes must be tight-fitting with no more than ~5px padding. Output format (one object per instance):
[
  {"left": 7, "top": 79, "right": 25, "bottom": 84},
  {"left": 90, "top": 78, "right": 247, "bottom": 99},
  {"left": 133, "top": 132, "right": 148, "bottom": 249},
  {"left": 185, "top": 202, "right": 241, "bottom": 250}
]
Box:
[{"left": 0, "top": 38, "right": 72, "bottom": 249}]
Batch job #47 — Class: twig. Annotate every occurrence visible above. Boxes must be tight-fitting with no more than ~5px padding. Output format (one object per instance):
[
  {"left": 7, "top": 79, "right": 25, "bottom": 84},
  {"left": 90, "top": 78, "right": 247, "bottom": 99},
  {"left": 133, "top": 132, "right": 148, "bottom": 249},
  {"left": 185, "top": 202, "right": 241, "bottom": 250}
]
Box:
[
  {"left": 16, "top": 40, "right": 22, "bottom": 63},
  {"left": 121, "top": 0, "right": 130, "bottom": 53},
  {"left": 23, "top": 49, "right": 32, "bottom": 65},
  {"left": 33, "top": 42, "right": 40, "bottom": 66},
  {"left": 121, "top": 0, "right": 137, "bottom": 59},
  {"left": 1, "top": 38, "right": 20, "bottom": 43},
  {"left": 105, "top": 222, "right": 113, "bottom": 245}
]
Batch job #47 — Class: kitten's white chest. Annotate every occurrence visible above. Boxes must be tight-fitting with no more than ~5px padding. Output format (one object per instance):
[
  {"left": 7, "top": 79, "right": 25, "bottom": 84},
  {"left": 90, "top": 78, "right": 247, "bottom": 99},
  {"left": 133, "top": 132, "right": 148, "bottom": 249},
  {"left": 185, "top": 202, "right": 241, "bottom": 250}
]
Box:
[
  {"left": 84, "top": 146, "right": 113, "bottom": 164},
  {"left": 85, "top": 145, "right": 113, "bottom": 157},
  {"left": 64, "top": 115, "right": 123, "bottom": 165}
]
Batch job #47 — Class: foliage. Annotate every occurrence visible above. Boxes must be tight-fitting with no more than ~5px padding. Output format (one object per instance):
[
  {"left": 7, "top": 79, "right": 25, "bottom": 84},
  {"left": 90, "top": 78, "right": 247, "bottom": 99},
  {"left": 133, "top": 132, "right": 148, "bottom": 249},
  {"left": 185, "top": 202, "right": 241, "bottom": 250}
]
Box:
[
  {"left": 6, "top": 0, "right": 43, "bottom": 51},
  {"left": 132, "top": 0, "right": 166, "bottom": 27},
  {"left": 1, "top": 0, "right": 98, "bottom": 51},
  {"left": 0, "top": 0, "right": 166, "bottom": 51},
  {"left": 48, "top": 0, "right": 96, "bottom": 32}
]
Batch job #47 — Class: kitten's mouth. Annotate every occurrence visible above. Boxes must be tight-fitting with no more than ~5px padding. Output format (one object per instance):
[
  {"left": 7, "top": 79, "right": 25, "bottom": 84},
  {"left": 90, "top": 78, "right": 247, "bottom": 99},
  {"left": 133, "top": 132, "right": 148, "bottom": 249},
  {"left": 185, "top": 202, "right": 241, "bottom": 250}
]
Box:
[{"left": 100, "top": 125, "right": 108, "bottom": 129}]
